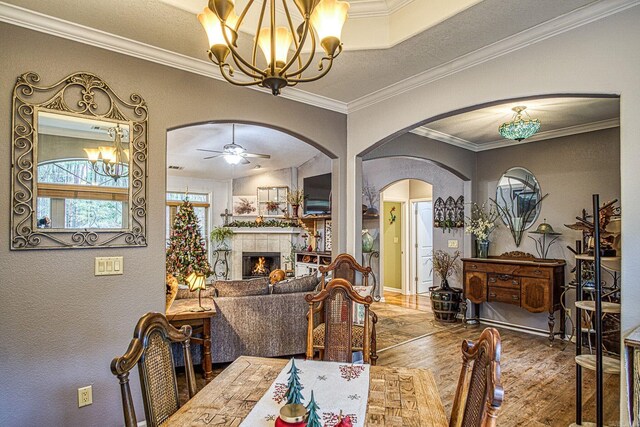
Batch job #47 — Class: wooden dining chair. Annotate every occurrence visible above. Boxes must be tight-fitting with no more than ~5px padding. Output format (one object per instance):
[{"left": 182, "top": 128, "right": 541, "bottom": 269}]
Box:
[
  {"left": 111, "top": 312, "right": 197, "bottom": 427},
  {"left": 449, "top": 327, "right": 504, "bottom": 427},
  {"left": 318, "top": 253, "right": 372, "bottom": 289},
  {"left": 306, "top": 278, "right": 375, "bottom": 364}
]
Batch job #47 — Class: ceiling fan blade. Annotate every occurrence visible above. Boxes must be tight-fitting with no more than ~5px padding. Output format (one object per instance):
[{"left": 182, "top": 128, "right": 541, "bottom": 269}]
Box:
[
  {"left": 203, "top": 154, "right": 222, "bottom": 160},
  {"left": 197, "top": 148, "right": 225, "bottom": 154},
  {"left": 242, "top": 152, "right": 271, "bottom": 159},
  {"left": 240, "top": 157, "right": 251, "bottom": 165}
]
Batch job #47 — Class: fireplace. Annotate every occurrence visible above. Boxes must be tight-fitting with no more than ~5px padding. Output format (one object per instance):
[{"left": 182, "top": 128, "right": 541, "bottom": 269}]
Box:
[{"left": 242, "top": 252, "right": 281, "bottom": 279}]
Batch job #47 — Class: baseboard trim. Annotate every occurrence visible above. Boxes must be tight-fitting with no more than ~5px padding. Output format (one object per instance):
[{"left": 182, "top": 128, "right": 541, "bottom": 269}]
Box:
[{"left": 476, "top": 317, "right": 552, "bottom": 339}]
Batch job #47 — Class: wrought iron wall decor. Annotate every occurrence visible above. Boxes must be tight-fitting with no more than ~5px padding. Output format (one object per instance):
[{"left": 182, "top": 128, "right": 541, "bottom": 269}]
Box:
[
  {"left": 433, "top": 196, "right": 464, "bottom": 231},
  {"left": 11, "top": 72, "right": 148, "bottom": 250}
]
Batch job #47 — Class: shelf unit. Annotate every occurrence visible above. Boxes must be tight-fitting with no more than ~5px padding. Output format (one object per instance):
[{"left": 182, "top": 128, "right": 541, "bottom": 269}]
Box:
[
  {"left": 574, "top": 194, "right": 621, "bottom": 427},
  {"left": 294, "top": 251, "right": 332, "bottom": 276}
]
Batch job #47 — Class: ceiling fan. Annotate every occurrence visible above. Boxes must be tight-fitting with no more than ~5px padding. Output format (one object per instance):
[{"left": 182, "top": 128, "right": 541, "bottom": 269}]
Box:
[{"left": 197, "top": 124, "right": 271, "bottom": 165}]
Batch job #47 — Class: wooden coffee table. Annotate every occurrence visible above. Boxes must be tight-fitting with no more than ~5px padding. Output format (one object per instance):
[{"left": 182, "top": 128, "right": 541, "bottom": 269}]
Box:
[{"left": 166, "top": 298, "right": 216, "bottom": 382}]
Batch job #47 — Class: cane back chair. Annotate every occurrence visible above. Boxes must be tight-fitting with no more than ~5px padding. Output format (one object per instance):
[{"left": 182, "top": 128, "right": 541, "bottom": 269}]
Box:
[
  {"left": 306, "top": 278, "right": 374, "bottom": 364},
  {"left": 111, "top": 312, "right": 197, "bottom": 427},
  {"left": 450, "top": 327, "right": 504, "bottom": 427},
  {"left": 318, "top": 253, "right": 372, "bottom": 289}
]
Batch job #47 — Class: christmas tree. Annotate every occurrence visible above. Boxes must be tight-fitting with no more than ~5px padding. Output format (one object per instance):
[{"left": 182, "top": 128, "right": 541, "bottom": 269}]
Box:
[
  {"left": 305, "top": 391, "right": 321, "bottom": 427},
  {"left": 284, "top": 358, "right": 304, "bottom": 405},
  {"left": 166, "top": 197, "right": 213, "bottom": 281}
]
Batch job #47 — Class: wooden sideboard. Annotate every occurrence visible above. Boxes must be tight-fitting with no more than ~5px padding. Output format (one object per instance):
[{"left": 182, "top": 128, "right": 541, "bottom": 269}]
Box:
[{"left": 462, "top": 254, "right": 566, "bottom": 341}]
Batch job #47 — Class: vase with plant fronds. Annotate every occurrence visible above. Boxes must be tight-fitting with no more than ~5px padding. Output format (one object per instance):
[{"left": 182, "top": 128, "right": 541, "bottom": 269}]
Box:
[
  {"left": 286, "top": 188, "right": 305, "bottom": 219},
  {"left": 429, "top": 250, "right": 463, "bottom": 323}
]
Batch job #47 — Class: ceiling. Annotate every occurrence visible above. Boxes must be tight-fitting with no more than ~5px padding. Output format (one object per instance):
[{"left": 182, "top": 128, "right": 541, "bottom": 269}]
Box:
[
  {"left": 1, "top": 0, "right": 605, "bottom": 104},
  {"left": 412, "top": 96, "right": 620, "bottom": 151},
  {"left": 167, "top": 123, "right": 324, "bottom": 180}
]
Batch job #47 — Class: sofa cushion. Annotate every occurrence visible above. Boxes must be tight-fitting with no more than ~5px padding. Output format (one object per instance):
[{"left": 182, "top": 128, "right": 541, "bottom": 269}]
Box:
[
  {"left": 213, "top": 277, "right": 270, "bottom": 297},
  {"left": 272, "top": 274, "right": 319, "bottom": 295}
]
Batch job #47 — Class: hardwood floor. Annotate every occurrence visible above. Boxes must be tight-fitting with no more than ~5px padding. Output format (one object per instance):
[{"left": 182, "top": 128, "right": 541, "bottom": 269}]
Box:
[
  {"left": 379, "top": 291, "right": 620, "bottom": 426},
  {"left": 181, "top": 291, "right": 620, "bottom": 426}
]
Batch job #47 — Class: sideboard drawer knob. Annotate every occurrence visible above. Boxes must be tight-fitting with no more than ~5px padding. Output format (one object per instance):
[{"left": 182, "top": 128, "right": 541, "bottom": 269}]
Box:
[
  {"left": 489, "top": 293, "right": 496, "bottom": 297},
  {"left": 471, "top": 264, "right": 478, "bottom": 269},
  {"left": 512, "top": 295, "right": 520, "bottom": 301}
]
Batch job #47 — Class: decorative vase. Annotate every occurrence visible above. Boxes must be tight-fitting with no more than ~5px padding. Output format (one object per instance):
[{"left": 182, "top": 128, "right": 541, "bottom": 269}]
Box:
[
  {"left": 291, "top": 204, "right": 299, "bottom": 219},
  {"left": 362, "top": 229, "right": 374, "bottom": 253},
  {"left": 476, "top": 239, "right": 490, "bottom": 258},
  {"left": 429, "top": 280, "right": 463, "bottom": 323},
  {"left": 364, "top": 206, "right": 379, "bottom": 216}
]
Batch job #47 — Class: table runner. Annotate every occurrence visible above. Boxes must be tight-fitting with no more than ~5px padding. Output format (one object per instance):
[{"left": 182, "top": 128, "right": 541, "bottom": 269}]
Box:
[{"left": 240, "top": 359, "right": 370, "bottom": 427}]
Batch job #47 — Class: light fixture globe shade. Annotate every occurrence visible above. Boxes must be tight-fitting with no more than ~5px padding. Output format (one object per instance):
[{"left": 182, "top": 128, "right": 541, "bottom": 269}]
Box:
[
  {"left": 84, "top": 148, "right": 101, "bottom": 162},
  {"left": 310, "top": 0, "right": 350, "bottom": 54},
  {"left": 498, "top": 106, "right": 541, "bottom": 142},
  {"left": 198, "top": 7, "right": 238, "bottom": 51},
  {"left": 257, "top": 27, "right": 293, "bottom": 68},
  {"left": 98, "top": 146, "right": 117, "bottom": 163},
  {"left": 224, "top": 153, "right": 243, "bottom": 165}
]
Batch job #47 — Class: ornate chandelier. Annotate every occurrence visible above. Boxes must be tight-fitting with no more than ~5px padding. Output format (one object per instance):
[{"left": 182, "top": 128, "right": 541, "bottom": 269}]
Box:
[
  {"left": 83, "top": 124, "right": 130, "bottom": 182},
  {"left": 198, "top": 0, "right": 350, "bottom": 95},
  {"left": 498, "top": 106, "right": 541, "bottom": 142}
]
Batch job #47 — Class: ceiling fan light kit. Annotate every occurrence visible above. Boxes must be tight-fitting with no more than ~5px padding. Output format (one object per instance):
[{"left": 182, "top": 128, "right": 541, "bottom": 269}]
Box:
[
  {"left": 198, "top": 0, "right": 350, "bottom": 96},
  {"left": 498, "top": 106, "right": 541, "bottom": 142},
  {"left": 197, "top": 124, "right": 271, "bottom": 165}
]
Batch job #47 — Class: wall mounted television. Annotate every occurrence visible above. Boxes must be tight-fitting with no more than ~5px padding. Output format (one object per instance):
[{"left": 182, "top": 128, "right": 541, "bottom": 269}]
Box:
[{"left": 303, "top": 173, "right": 331, "bottom": 215}]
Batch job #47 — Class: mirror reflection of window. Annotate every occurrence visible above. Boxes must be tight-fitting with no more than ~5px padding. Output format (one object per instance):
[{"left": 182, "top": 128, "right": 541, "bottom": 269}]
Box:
[{"left": 35, "top": 111, "right": 131, "bottom": 230}]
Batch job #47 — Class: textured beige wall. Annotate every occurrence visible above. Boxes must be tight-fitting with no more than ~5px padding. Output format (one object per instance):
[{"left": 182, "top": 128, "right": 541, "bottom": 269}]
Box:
[{"left": 0, "top": 23, "right": 345, "bottom": 426}]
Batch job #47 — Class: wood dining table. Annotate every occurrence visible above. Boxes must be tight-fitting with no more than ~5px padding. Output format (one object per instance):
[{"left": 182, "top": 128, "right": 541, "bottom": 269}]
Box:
[{"left": 166, "top": 356, "right": 448, "bottom": 426}]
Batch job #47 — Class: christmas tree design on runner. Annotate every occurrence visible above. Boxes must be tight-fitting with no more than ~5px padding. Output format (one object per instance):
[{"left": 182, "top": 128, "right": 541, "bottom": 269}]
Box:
[
  {"left": 305, "top": 391, "right": 321, "bottom": 427},
  {"left": 284, "top": 358, "right": 304, "bottom": 405}
]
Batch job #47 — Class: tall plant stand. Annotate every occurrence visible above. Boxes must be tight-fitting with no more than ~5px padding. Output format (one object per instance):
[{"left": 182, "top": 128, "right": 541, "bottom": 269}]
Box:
[
  {"left": 572, "top": 194, "right": 621, "bottom": 427},
  {"left": 213, "top": 249, "right": 231, "bottom": 280}
]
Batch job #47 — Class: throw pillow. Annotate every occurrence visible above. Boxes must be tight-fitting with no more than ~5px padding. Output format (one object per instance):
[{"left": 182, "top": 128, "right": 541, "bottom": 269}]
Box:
[
  {"left": 272, "top": 274, "right": 320, "bottom": 294},
  {"left": 213, "top": 277, "right": 270, "bottom": 297}
]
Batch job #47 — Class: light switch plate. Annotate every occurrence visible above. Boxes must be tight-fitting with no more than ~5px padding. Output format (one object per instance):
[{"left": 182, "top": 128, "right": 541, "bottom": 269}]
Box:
[
  {"left": 448, "top": 240, "right": 459, "bottom": 249},
  {"left": 95, "top": 257, "right": 123, "bottom": 276}
]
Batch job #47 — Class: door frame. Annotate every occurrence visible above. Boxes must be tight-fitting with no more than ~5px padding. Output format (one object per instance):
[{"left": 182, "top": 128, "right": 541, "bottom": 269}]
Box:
[
  {"left": 410, "top": 198, "right": 433, "bottom": 295},
  {"left": 380, "top": 198, "right": 408, "bottom": 295}
]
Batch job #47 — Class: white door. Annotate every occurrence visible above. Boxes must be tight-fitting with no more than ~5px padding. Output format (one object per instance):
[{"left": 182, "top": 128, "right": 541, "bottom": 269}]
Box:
[{"left": 415, "top": 201, "right": 433, "bottom": 294}]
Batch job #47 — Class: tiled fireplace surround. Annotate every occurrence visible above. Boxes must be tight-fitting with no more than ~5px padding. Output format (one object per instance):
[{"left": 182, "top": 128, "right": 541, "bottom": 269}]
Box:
[{"left": 230, "top": 229, "right": 300, "bottom": 280}]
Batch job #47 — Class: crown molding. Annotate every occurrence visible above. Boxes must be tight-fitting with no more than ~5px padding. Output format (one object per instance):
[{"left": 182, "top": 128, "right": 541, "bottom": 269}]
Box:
[
  {"left": 410, "top": 127, "right": 479, "bottom": 151},
  {"left": 0, "top": 1, "right": 348, "bottom": 114},
  {"left": 413, "top": 117, "right": 620, "bottom": 153},
  {"left": 348, "top": 0, "right": 640, "bottom": 113}
]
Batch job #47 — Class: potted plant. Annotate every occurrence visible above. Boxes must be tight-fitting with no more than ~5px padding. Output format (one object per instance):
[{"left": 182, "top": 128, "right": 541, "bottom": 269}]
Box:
[
  {"left": 210, "top": 225, "right": 234, "bottom": 250},
  {"left": 286, "top": 188, "right": 305, "bottom": 219},
  {"left": 465, "top": 202, "right": 499, "bottom": 258},
  {"left": 362, "top": 180, "right": 379, "bottom": 216},
  {"left": 430, "top": 250, "right": 463, "bottom": 323}
]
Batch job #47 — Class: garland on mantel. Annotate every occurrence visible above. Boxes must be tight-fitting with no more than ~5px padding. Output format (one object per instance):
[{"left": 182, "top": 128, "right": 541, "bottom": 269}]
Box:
[{"left": 226, "top": 219, "right": 301, "bottom": 228}]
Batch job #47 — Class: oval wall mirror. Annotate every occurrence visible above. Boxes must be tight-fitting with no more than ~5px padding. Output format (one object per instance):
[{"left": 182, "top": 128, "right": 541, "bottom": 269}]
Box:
[{"left": 494, "top": 167, "right": 545, "bottom": 246}]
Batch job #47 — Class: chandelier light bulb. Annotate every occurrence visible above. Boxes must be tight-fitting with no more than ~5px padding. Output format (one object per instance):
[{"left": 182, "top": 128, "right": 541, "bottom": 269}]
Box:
[
  {"left": 224, "top": 153, "right": 243, "bottom": 165},
  {"left": 198, "top": 7, "right": 237, "bottom": 62},
  {"left": 257, "top": 27, "right": 294, "bottom": 68},
  {"left": 311, "top": 0, "right": 350, "bottom": 54},
  {"left": 83, "top": 148, "right": 101, "bottom": 162}
]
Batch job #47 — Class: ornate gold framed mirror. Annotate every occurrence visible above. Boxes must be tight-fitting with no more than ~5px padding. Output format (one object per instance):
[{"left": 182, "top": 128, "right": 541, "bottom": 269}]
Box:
[{"left": 11, "top": 72, "right": 148, "bottom": 250}]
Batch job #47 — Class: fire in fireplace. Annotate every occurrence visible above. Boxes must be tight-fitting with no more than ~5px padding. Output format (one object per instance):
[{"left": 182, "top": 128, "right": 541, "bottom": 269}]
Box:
[{"left": 242, "top": 252, "right": 281, "bottom": 279}]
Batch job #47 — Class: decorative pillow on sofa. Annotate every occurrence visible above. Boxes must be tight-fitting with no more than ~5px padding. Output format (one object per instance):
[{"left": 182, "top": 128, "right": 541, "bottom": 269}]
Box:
[
  {"left": 272, "top": 274, "right": 320, "bottom": 295},
  {"left": 213, "top": 277, "right": 270, "bottom": 297}
]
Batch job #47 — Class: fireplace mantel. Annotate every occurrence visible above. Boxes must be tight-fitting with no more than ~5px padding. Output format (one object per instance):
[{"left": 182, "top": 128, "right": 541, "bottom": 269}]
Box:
[{"left": 229, "top": 227, "right": 302, "bottom": 235}]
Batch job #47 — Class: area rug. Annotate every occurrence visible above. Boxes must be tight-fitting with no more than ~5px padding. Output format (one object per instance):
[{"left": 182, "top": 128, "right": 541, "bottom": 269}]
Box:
[{"left": 372, "top": 302, "right": 464, "bottom": 352}]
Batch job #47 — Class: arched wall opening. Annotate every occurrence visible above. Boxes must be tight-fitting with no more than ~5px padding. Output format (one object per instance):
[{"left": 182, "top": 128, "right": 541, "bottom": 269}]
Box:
[
  {"left": 165, "top": 120, "right": 337, "bottom": 284},
  {"left": 361, "top": 157, "right": 470, "bottom": 300}
]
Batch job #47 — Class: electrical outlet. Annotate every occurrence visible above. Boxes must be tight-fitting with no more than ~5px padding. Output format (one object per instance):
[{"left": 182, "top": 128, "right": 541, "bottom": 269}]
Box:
[
  {"left": 78, "top": 385, "right": 92, "bottom": 407},
  {"left": 448, "top": 240, "right": 459, "bottom": 249}
]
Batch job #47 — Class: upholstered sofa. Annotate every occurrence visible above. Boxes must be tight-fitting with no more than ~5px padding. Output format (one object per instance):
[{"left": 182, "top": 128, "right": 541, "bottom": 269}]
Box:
[{"left": 173, "top": 274, "right": 319, "bottom": 365}]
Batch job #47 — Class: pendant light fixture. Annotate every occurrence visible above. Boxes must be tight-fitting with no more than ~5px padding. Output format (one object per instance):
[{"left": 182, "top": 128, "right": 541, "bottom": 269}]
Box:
[
  {"left": 498, "top": 106, "right": 541, "bottom": 142},
  {"left": 83, "top": 124, "right": 129, "bottom": 182},
  {"left": 198, "top": 0, "right": 350, "bottom": 96}
]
